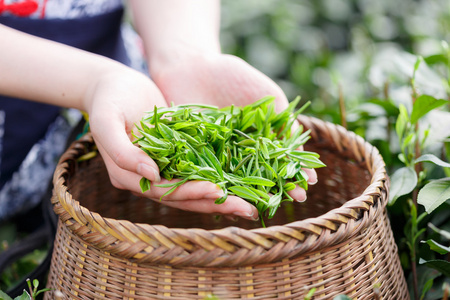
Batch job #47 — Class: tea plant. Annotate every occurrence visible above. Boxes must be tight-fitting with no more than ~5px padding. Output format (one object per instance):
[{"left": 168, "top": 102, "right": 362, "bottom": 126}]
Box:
[
  {"left": 134, "top": 96, "right": 325, "bottom": 225},
  {"left": 0, "top": 279, "right": 49, "bottom": 300},
  {"left": 350, "top": 46, "right": 450, "bottom": 299}
]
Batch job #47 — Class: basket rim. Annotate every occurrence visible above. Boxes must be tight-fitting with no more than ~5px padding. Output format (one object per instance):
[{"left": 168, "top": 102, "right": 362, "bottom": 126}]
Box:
[{"left": 52, "top": 115, "right": 389, "bottom": 266}]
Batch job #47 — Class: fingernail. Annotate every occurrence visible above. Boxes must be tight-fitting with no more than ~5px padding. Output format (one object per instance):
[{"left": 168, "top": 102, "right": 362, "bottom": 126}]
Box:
[
  {"left": 205, "top": 189, "right": 225, "bottom": 199},
  {"left": 296, "top": 195, "right": 307, "bottom": 203},
  {"left": 137, "top": 163, "right": 161, "bottom": 182},
  {"left": 233, "top": 208, "right": 259, "bottom": 221},
  {"left": 309, "top": 179, "right": 318, "bottom": 185}
]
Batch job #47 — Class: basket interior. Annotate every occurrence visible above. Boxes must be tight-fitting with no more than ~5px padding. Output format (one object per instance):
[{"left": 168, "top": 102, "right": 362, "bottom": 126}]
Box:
[{"left": 64, "top": 142, "right": 371, "bottom": 230}]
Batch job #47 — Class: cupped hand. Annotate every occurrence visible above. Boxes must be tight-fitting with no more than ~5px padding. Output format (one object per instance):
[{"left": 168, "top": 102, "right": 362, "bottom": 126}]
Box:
[
  {"left": 83, "top": 66, "right": 258, "bottom": 220},
  {"left": 151, "top": 52, "right": 318, "bottom": 202}
]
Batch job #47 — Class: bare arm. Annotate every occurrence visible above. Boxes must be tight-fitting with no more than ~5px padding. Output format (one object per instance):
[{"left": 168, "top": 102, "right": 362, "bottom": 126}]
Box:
[
  {"left": 0, "top": 24, "right": 164, "bottom": 190},
  {"left": 128, "top": 1, "right": 317, "bottom": 203},
  {"left": 128, "top": 0, "right": 221, "bottom": 77},
  {"left": 0, "top": 24, "right": 260, "bottom": 219},
  {"left": 0, "top": 24, "right": 121, "bottom": 109}
]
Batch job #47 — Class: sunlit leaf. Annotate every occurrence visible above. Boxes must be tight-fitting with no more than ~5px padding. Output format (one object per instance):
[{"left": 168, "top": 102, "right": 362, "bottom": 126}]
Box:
[
  {"left": 418, "top": 178, "right": 450, "bottom": 213},
  {"left": 424, "top": 239, "right": 450, "bottom": 254},
  {"left": 228, "top": 186, "right": 261, "bottom": 204},
  {"left": 410, "top": 95, "right": 448, "bottom": 124},
  {"left": 389, "top": 167, "right": 417, "bottom": 205},
  {"left": 419, "top": 258, "right": 450, "bottom": 277},
  {"left": 139, "top": 177, "right": 152, "bottom": 193},
  {"left": 415, "top": 154, "right": 450, "bottom": 168},
  {"left": 0, "top": 290, "right": 13, "bottom": 300},
  {"left": 241, "top": 176, "right": 275, "bottom": 187}
]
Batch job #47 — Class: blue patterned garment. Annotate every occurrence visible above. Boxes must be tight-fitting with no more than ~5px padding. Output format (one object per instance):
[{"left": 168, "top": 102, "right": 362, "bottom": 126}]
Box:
[{"left": 0, "top": 0, "right": 147, "bottom": 221}]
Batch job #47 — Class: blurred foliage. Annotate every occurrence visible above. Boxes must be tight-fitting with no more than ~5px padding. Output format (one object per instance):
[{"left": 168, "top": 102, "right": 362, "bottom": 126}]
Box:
[
  {"left": 220, "top": 0, "right": 449, "bottom": 121},
  {"left": 221, "top": 1, "right": 450, "bottom": 299}
]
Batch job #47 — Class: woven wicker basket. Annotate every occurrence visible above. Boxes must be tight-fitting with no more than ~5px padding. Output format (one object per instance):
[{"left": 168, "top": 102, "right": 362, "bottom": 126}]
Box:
[{"left": 45, "top": 115, "right": 408, "bottom": 300}]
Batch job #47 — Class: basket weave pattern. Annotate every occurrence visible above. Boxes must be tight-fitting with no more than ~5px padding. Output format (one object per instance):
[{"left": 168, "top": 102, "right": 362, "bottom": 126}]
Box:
[{"left": 45, "top": 116, "right": 409, "bottom": 299}]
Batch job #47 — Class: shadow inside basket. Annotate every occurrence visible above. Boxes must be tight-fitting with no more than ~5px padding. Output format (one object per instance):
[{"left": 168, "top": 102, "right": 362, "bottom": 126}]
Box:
[{"left": 64, "top": 142, "right": 371, "bottom": 230}]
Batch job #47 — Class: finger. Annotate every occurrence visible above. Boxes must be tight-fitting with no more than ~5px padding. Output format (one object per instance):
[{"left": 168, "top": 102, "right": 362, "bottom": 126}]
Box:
[
  {"left": 100, "top": 150, "right": 222, "bottom": 201},
  {"left": 99, "top": 153, "right": 259, "bottom": 219},
  {"left": 287, "top": 186, "right": 307, "bottom": 202},
  {"left": 160, "top": 196, "right": 259, "bottom": 221},
  {"left": 91, "top": 113, "right": 162, "bottom": 183},
  {"left": 303, "top": 168, "right": 318, "bottom": 185}
]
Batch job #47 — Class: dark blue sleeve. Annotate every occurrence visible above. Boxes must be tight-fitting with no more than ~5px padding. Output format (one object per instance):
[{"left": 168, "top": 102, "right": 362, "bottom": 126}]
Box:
[{"left": 0, "top": 6, "right": 130, "bottom": 189}]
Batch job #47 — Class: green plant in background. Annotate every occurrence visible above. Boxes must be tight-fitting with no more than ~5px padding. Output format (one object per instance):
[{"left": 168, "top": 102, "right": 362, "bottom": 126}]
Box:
[
  {"left": 0, "top": 279, "right": 49, "bottom": 300},
  {"left": 0, "top": 224, "right": 48, "bottom": 294},
  {"left": 221, "top": 1, "right": 450, "bottom": 298},
  {"left": 386, "top": 52, "right": 450, "bottom": 300}
]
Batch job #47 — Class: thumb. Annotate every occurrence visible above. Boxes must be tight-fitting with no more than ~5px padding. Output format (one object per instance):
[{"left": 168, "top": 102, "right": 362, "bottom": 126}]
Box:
[{"left": 89, "top": 112, "right": 161, "bottom": 185}]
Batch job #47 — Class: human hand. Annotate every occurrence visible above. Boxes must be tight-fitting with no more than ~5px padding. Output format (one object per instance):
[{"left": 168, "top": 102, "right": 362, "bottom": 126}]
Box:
[
  {"left": 150, "top": 52, "right": 318, "bottom": 203},
  {"left": 84, "top": 67, "right": 258, "bottom": 220}
]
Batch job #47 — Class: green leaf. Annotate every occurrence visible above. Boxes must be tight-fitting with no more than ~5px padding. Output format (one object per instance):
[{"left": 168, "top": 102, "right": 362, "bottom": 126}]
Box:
[
  {"left": 428, "top": 223, "right": 450, "bottom": 239},
  {"left": 241, "top": 176, "right": 275, "bottom": 187},
  {"left": 249, "top": 95, "right": 275, "bottom": 108},
  {"left": 424, "top": 54, "right": 449, "bottom": 66},
  {"left": 139, "top": 177, "right": 152, "bottom": 193},
  {"left": 158, "top": 178, "right": 189, "bottom": 200},
  {"left": 418, "top": 178, "right": 450, "bottom": 213},
  {"left": 413, "top": 56, "right": 423, "bottom": 74},
  {"left": 283, "top": 182, "right": 296, "bottom": 192},
  {"left": 415, "top": 154, "right": 450, "bottom": 168},
  {"left": 395, "top": 104, "right": 409, "bottom": 139},
  {"left": 368, "top": 98, "right": 400, "bottom": 117},
  {"left": 401, "top": 132, "right": 416, "bottom": 152},
  {"left": 240, "top": 110, "right": 256, "bottom": 131},
  {"left": 157, "top": 122, "right": 175, "bottom": 140},
  {"left": 197, "top": 167, "right": 220, "bottom": 181},
  {"left": 420, "top": 278, "right": 434, "bottom": 300},
  {"left": 268, "top": 192, "right": 283, "bottom": 218},
  {"left": 288, "top": 152, "right": 326, "bottom": 168},
  {"left": 389, "top": 167, "right": 418, "bottom": 205},
  {"left": 419, "top": 258, "right": 450, "bottom": 277},
  {"left": 32, "top": 279, "right": 39, "bottom": 290},
  {"left": 138, "top": 128, "right": 171, "bottom": 148},
  {"left": 228, "top": 186, "right": 261, "bottom": 204},
  {"left": 34, "top": 289, "right": 51, "bottom": 297},
  {"left": 410, "top": 95, "right": 448, "bottom": 124},
  {"left": 0, "top": 290, "right": 13, "bottom": 300},
  {"left": 202, "top": 147, "right": 224, "bottom": 179},
  {"left": 424, "top": 239, "right": 450, "bottom": 255},
  {"left": 14, "top": 291, "right": 30, "bottom": 300},
  {"left": 304, "top": 288, "right": 316, "bottom": 300}
]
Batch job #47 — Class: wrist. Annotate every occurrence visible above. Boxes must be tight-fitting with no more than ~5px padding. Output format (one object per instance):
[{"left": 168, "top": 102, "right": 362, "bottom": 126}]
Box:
[
  {"left": 147, "top": 41, "right": 221, "bottom": 80},
  {"left": 82, "top": 60, "right": 148, "bottom": 113}
]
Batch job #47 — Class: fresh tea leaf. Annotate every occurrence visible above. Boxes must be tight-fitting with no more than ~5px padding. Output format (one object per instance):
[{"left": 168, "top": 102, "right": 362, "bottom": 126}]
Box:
[
  {"left": 418, "top": 178, "right": 450, "bottom": 213},
  {"left": 415, "top": 154, "right": 450, "bottom": 168},
  {"left": 139, "top": 177, "right": 152, "bottom": 193},
  {"left": 389, "top": 167, "right": 418, "bottom": 205},
  {"left": 241, "top": 176, "right": 276, "bottom": 187},
  {"left": 228, "top": 186, "right": 263, "bottom": 204},
  {"left": 134, "top": 96, "right": 325, "bottom": 224},
  {"left": 424, "top": 239, "right": 450, "bottom": 254},
  {"left": 410, "top": 95, "right": 448, "bottom": 124},
  {"left": 0, "top": 290, "right": 13, "bottom": 300},
  {"left": 419, "top": 258, "right": 450, "bottom": 277}
]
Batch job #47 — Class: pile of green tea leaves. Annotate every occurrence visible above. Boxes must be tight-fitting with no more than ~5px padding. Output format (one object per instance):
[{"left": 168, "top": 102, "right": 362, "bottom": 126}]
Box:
[{"left": 134, "top": 96, "right": 325, "bottom": 224}]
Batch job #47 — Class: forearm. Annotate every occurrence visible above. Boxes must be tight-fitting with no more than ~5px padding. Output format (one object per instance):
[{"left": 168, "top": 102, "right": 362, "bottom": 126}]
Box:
[
  {"left": 0, "top": 24, "right": 131, "bottom": 111},
  {"left": 128, "top": 0, "right": 221, "bottom": 76}
]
